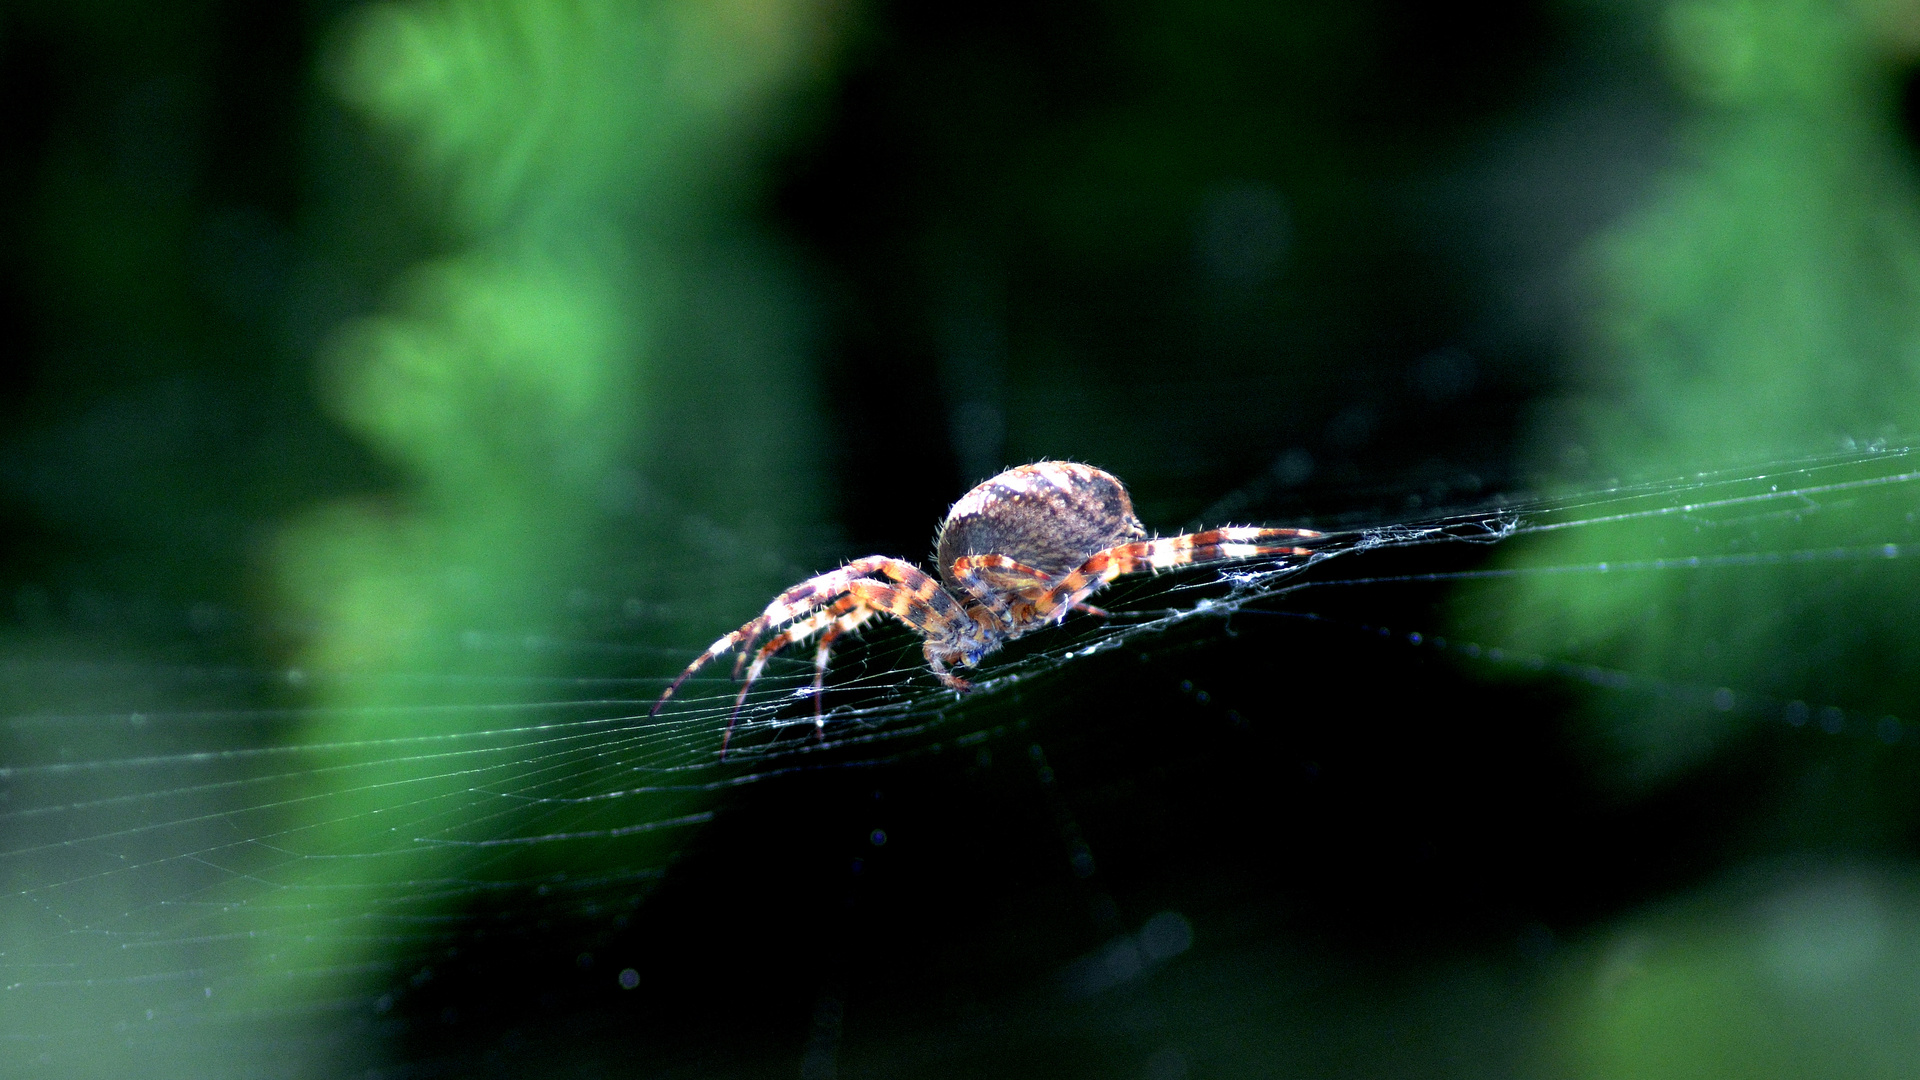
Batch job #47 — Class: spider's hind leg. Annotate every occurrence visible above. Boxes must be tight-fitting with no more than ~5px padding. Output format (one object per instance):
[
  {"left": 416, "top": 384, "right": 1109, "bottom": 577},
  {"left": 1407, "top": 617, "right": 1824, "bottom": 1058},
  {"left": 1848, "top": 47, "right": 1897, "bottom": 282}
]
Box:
[{"left": 1029, "top": 527, "right": 1323, "bottom": 621}]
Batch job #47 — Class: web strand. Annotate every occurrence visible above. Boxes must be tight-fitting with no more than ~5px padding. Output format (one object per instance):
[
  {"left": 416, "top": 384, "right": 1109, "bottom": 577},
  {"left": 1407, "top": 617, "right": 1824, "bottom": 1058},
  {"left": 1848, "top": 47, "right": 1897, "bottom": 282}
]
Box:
[{"left": 5, "top": 445, "right": 1919, "bottom": 1008}]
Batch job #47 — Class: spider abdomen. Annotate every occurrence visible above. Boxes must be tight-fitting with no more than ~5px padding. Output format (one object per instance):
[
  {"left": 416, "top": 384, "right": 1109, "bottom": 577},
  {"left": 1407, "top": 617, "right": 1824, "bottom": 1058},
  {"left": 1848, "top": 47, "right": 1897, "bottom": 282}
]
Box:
[{"left": 934, "top": 461, "right": 1147, "bottom": 589}]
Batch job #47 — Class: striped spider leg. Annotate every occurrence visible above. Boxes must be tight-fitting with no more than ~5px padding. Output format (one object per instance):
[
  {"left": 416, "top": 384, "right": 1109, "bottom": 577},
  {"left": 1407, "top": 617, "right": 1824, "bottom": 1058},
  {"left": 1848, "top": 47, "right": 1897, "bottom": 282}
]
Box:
[
  {"left": 805, "top": 598, "right": 878, "bottom": 722},
  {"left": 948, "top": 555, "right": 1114, "bottom": 628},
  {"left": 651, "top": 556, "right": 979, "bottom": 756},
  {"left": 945, "top": 554, "right": 1056, "bottom": 630},
  {"left": 1026, "top": 526, "right": 1323, "bottom": 624},
  {"left": 728, "top": 594, "right": 877, "bottom": 749}
]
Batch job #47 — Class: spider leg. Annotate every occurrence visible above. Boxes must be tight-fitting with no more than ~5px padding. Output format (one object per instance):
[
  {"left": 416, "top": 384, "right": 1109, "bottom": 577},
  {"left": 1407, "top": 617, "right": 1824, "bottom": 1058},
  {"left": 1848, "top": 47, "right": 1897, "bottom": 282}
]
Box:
[
  {"left": 723, "top": 597, "right": 864, "bottom": 757},
  {"left": 651, "top": 555, "right": 961, "bottom": 716},
  {"left": 753, "top": 556, "right": 955, "bottom": 632},
  {"left": 947, "top": 554, "right": 1129, "bottom": 620},
  {"left": 947, "top": 554, "right": 1058, "bottom": 629},
  {"left": 828, "top": 577, "right": 983, "bottom": 693},
  {"left": 812, "top": 604, "right": 875, "bottom": 729},
  {"left": 1026, "top": 527, "right": 1322, "bottom": 623},
  {"left": 717, "top": 578, "right": 965, "bottom": 756},
  {"left": 728, "top": 555, "right": 908, "bottom": 678},
  {"left": 657, "top": 558, "right": 974, "bottom": 756}
]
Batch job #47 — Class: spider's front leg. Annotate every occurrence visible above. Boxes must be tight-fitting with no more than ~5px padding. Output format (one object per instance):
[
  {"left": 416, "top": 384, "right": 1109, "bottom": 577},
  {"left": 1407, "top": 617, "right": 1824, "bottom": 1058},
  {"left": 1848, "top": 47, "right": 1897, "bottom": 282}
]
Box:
[
  {"left": 727, "top": 595, "right": 866, "bottom": 746},
  {"left": 650, "top": 555, "right": 950, "bottom": 716},
  {"left": 654, "top": 555, "right": 988, "bottom": 757},
  {"left": 712, "top": 578, "right": 973, "bottom": 756},
  {"left": 809, "top": 602, "right": 875, "bottom": 727}
]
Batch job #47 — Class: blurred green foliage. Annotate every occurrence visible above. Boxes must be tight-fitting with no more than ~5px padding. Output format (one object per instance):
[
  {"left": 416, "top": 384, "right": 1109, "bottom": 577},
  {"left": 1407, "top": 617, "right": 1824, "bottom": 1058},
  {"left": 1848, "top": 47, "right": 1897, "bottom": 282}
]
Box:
[
  {"left": 264, "top": 0, "right": 844, "bottom": 1047},
  {"left": 1470, "top": 3, "right": 1920, "bottom": 1074},
  {"left": 1576, "top": 0, "right": 1920, "bottom": 467},
  {"left": 1558, "top": 870, "right": 1920, "bottom": 1078},
  {"left": 1476, "top": 0, "right": 1920, "bottom": 772},
  {"left": 5, "top": 0, "right": 844, "bottom": 1073}
]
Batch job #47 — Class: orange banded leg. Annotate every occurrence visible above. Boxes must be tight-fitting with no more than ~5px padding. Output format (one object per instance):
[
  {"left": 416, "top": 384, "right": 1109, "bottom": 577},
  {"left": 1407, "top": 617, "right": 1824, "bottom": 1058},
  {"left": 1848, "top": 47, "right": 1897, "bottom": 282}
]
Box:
[
  {"left": 651, "top": 555, "right": 962, "bottom": 716},
  {"left": 732, "top": 556, "right": 952, "bottom": 678},
  {"left": 948, "top": 554, "right": 1058, "bottom": 628},
  {"left": 716, "top": 578, "right": 965, "bottom": 757},
  {"left": 726, "top": 594, "right": 873, "bottom": 737},
  {"left": 1028, "top": 527, "right": 1321, "bottom": 622},
  {"left": 812, "top": 604, "right": 875, "bottom": 729},
  {"left": 752, "top": 556, "right": 954, "bottom": 636},
  {"left": 723, "top": 596, "right": 866, "bottom": 754},
  {"left": 951, "top": 555, "right": 1108, "bottom": 621}
]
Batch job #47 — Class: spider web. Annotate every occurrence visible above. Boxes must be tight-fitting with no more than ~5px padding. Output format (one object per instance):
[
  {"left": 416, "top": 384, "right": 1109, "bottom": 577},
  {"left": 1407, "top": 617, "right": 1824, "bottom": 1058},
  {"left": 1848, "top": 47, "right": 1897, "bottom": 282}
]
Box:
[{"left": 4, "top": 443, "right": 1919, "bottom": 1074}]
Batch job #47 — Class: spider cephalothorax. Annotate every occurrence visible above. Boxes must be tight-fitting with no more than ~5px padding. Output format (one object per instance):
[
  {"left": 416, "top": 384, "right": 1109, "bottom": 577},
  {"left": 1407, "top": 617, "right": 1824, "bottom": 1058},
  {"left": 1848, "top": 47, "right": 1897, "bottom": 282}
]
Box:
[{"left": 652, "top": 461, "right": 1322, "bottom": 753}]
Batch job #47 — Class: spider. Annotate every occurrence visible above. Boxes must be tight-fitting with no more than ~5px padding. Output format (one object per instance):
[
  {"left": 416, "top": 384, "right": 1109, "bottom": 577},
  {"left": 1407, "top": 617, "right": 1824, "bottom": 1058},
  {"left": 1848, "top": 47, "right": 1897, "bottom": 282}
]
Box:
[{"left": 652, "top": 460, "right": 1324, "bottom": 754}]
